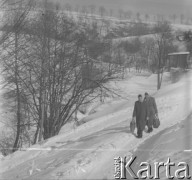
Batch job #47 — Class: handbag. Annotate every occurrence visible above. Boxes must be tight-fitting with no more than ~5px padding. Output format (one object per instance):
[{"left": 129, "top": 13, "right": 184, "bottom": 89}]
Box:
[
  {"left": 130, "top": 120, "right": 136, "bottom": 133},
  {"left": 153, "top": 116, "right": 160, "bottom": 128}
]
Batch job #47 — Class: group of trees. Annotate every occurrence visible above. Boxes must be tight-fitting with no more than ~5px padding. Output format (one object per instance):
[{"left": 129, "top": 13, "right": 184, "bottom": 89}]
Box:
[
  {"left": 0, "top": 0, "right": 179, "bottom": 155},
  {"left": 40, "top": 1, "right": 192, "bottom": 25},
  {"left": 0, "top": 0, "right": 121, "bottom": 155},
  {"left": 105, "top": 22, "right": 154, "bottom": 39},
  {"left": 112, "top": 21, "right": 177, "bottom": 89}
]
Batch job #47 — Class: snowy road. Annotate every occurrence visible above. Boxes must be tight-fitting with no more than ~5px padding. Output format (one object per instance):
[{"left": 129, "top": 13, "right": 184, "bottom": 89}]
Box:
[{"left": 126, "top": 113, "right": 192, "bottom": 180}]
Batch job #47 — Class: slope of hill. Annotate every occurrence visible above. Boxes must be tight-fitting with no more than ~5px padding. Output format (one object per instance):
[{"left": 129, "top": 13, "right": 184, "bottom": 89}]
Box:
[
  {"left": 0, "top": 70, "right": 192, "bottom": 179},
  {"left": 53, "top": 0, "right": 192, "bottom": 19}
]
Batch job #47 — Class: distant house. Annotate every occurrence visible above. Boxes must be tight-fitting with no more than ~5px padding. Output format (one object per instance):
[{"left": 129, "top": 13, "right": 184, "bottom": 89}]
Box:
[
  {"left": 167, "top": 52, "right": 191, "bottom": 70},
  {"left": 166, "top": 52, "right": 191, "bottom": 83}
]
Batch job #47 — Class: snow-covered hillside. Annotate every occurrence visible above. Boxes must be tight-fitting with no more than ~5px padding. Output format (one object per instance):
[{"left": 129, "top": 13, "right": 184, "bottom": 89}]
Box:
[{"left": 0, "top": 70, "right": 192, "bottom": 180}]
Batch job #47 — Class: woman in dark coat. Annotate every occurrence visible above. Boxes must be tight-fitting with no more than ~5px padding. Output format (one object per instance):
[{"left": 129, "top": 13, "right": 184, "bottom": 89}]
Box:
[{"left": 132, "top": 94, "right": 147, "bottom": 138}]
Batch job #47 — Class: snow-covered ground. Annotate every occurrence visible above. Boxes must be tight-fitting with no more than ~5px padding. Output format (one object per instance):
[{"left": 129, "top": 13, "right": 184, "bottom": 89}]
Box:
[{"left": 0, "top": 69, "right": 192, "bottom": 180}]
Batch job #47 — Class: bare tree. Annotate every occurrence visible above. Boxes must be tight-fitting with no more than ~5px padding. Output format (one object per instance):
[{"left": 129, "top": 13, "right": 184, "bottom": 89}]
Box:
[
  {"left": 118, "top": 9, "right": 124, "bottom": 19},
  {"left": 136, "top": 12, "right": 141, "bottom": 21},
  {"left": 0, "top": 0, "right": 124, "bottom": 153},
  {"left": 109, "top": 9, "right": 113, "bottom": 17},
  {"left": 81, "top": 5, "right": 88, "bottom": 17},
  {"left": 180, "top": 14, "right": 184, "bottom": 24},
  {"left": 88, "top": 4, "right": 96, "bottom": 16},
  {"left": 157, "top": 14, "right": 164, "bottom": 22},
  {"left": 153, "top": 21, "right": 176, "bottom": 90},
  {"left": 1, "top": 0, "right": 35, "bottom": 152},
  {"left": 0, "top": 0, "right": 34, "bottom": 45},
  {"left": 74, "top": 4, "right": 80, "bottom": 13},
  {"left": 145, "top": 13, "right": 149, "bottom": 22},
  {"left": 98, "top": 6, "right": 106, "bottom": 17},
  {"left": 142, "top": 38, "right": 156, "bottom": 70},
  {"left": 64, "top": 3, "right": 72, "bottom": 12},
  {"left": 172, "top": 14, "right": 177, "bottom": 23},
  {"left": 125, "top": 10, "right": 132, "bottom": 20},
  {"left": 122, "top": 38, "right": 142, "bottom": 72}
]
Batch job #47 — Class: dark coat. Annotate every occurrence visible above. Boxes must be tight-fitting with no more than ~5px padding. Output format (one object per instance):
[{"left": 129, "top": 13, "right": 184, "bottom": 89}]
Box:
[
  {"left": 144, "top": 96, "right": 158, "bottom": 127},
  {"left": 132, "top": 101, "right": 147, "bottom": 131}
]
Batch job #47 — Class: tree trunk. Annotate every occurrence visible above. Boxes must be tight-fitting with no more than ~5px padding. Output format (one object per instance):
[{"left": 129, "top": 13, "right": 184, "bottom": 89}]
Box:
[
  {"left": 13, "top": 32, "right": 22, "bottom": 152},
  {"left": 33, "top": 126, "right": 39, "bottom": 144},
  {"left": 38, "top": 91, "right": 45, "bottom": 142},
  {"left": 157, "top": 69, "right": 161, "bottom": 90}
]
